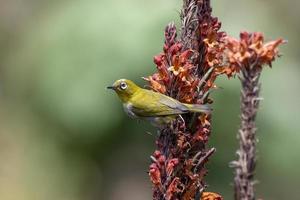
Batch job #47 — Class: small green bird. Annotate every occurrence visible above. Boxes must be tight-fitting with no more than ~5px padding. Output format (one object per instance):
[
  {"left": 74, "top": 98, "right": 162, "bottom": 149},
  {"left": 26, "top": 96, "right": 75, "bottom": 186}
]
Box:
[{"left": 107, "top": 79, "right": 211, "bottom": 126}]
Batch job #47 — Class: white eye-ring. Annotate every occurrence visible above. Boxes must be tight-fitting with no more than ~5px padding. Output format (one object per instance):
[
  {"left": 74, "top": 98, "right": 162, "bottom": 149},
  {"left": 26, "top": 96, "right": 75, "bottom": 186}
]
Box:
[{"left": 120, "top": 82, "right": 127, "bottom": 90}]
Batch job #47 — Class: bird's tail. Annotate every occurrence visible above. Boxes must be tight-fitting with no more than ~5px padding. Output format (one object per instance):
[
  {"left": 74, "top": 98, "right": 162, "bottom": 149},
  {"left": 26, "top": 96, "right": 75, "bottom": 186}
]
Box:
[{"left": 184, "top": 103, "right": 212, "bottom": 114}]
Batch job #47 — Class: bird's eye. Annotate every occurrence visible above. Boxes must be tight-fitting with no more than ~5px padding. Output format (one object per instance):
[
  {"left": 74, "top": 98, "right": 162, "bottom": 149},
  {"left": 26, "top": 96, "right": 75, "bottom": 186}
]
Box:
[{"left": 120, "top": 82, "right": 127, "bottom": 90}]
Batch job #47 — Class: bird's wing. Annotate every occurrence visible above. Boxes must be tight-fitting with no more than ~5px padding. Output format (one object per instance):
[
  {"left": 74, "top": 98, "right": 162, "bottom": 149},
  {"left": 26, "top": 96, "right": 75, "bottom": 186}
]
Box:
[
  {"left": 158, "top": 95, "right": 189, "bottom": 113},
  {"left": 130, "top": 90, "right": 188, "bottom": 117}
]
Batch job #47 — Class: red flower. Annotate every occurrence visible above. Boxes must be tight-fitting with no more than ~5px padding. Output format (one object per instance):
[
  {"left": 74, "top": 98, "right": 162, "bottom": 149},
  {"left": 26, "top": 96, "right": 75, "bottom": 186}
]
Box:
[
  {"left": 166, "top": 158, "right": 179, "bottom": 176},
  {"left": 149, "top": 163, "right": 161, "bottom": 186},
  {"left": 224, "top": 32, "right": 285, "bottom": 70},
  {"left": 201, "top": 192, "right": 223, "bottom": 200},
  {"left": 166, "top": 177, "right": 181, "bottom": 200}
]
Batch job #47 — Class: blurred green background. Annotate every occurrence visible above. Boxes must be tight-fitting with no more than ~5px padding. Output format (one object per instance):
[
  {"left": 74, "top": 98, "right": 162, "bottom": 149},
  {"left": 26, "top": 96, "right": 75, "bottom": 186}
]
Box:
[{"left": 0, "top": 0, "right": 298, "bottom": 199}]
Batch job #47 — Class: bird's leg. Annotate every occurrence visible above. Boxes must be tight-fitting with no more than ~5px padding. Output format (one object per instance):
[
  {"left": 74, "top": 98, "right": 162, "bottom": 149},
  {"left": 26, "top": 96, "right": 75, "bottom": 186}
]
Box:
[{"left": 169, "top": 120, "right": 174, "bottom": 130}]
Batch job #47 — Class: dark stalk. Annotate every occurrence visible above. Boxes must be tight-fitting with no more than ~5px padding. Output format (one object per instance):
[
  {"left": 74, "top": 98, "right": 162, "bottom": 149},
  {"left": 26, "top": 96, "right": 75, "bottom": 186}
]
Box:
[{"left": 231, "top": 63, "right": 262, "bottom": 200}]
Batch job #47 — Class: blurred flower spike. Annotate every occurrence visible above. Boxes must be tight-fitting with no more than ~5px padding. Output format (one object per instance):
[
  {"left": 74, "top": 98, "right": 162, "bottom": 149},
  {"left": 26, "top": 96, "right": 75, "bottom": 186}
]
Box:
[{"left": 226, "top": 32, "right": 285, "bottom": 200}]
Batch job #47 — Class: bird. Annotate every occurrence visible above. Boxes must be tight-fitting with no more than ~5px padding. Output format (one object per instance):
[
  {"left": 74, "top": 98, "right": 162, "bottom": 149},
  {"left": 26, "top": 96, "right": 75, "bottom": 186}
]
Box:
[{"left": 107, "top": 79, "right": 211, "bottom": 127}]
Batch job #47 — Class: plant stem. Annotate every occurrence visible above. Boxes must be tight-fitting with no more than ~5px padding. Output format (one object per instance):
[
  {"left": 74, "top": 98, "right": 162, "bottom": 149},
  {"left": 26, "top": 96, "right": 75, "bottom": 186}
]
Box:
[{"left": 232, "top": 64, "right": 262, "bottom": 200}]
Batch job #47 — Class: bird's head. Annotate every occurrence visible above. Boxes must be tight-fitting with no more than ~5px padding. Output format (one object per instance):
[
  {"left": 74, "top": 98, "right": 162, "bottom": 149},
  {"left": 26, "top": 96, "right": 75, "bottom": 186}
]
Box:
[{"left": 107, "top": 79, "right": 140, "bottom": 102}]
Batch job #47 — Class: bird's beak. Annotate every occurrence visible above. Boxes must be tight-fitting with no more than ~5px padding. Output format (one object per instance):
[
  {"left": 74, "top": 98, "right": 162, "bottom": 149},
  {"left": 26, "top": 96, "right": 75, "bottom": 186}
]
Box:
[{"left": 106, "top": 86, "right": 115, "bottom": 90}]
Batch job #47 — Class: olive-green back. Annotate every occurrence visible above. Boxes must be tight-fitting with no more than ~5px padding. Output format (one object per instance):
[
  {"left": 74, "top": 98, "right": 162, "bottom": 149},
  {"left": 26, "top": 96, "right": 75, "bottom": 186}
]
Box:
[{"left": 129, "top": 89, "right": 188, "bottom": 117}]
